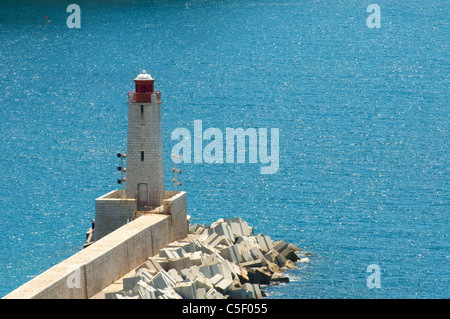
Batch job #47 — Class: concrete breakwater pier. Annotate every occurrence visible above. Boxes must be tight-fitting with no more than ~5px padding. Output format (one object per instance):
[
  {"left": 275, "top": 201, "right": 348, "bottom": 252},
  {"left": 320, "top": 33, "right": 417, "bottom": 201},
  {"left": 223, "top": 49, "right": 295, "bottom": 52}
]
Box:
[
  {"left": 3, "top": 72, "right": 310, "bottom": 299},
  {"left": 98, "top": 217, "right": 311, "bottom": 299}
]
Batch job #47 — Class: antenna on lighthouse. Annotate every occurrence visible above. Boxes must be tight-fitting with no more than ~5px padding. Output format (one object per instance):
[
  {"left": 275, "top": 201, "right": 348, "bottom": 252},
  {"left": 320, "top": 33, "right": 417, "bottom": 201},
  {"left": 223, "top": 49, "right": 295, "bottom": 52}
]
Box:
[
  {"left": 117, "top": 152, "right": 127, "bottom": 192},
  {"left": 171, "top": 154, "right": 182, "bottom": 192}
]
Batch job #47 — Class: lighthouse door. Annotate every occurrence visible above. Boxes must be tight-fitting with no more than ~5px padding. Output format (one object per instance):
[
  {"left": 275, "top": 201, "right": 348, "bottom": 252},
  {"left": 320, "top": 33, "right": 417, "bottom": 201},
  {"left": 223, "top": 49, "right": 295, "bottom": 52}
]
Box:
[{"left": 137, "top": 183, "right": 148, "bottom": 210}]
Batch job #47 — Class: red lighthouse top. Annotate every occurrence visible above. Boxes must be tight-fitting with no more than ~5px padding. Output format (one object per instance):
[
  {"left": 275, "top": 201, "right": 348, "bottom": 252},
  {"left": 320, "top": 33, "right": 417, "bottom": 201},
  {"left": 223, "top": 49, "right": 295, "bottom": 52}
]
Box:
[
  {"left": 129, "top": 70, "right": 161, "bottom": 103},
  {"left": 134, "top": 70, "right": 154, "bottom": 93}
]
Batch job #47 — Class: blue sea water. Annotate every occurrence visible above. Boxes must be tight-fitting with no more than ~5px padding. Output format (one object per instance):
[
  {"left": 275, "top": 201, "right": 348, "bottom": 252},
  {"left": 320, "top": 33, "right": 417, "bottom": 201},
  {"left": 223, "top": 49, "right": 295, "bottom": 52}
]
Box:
[{"left": 0, "top": 0, "right": 448, "bottom": 298}]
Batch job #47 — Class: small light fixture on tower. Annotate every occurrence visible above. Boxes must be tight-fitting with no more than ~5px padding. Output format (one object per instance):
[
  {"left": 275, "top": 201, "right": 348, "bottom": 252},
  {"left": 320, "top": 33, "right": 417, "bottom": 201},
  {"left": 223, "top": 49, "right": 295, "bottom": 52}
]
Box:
[{"left": 117, "top": 152, "right": 127, "bottom": 191}]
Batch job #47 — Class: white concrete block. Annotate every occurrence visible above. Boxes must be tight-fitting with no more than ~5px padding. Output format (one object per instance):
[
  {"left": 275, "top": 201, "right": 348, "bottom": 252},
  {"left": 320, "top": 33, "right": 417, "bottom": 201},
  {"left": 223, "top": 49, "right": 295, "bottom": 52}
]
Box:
[
  {"left": 159, "top": 247, "right": 185, "bottom": 259},
  {"left": 212, "top": 222, "right": 234, "bottom": 243},
  {"left": 225, "top": 217, "right": 252, "bottom": 236},
  {"left": 236, "top": 236, "right": 260, "bottom": 250},
  {"left": 149, "top": 269, "right": 176, "bottom": 290},
  {"left": 196, "top": 287, "right": 207, "bottom": 299},
  {"left": 167, "top": 241, "right": 197, "bottom": 253},
  {"left": 173, "top": 281, "right": 198, "bottom": 299},
  {"left": 180, "top": 265, "right": 200, "bottom": 281},
  {"left": 219, "top": 245, "right": 242, "bottom": 263},
  {"left": 204, "top": 233, "right": 232, "bottom": 248},
  {"left": 267, "top": 249, "right": 287, "bottom": 268},
  {"left": 188, "top": 251, "right": 203, "bottom": 266},
  {"left": 199, "top": 264, "right": 221, "bottom": 279},
  {"left": 123, "top": 276, "right": 141, "bottom": 291},
  {"left": 168, "top": 256, "right": 191, "bottom": 273},
  {"left": 136, "top": 280, "right": 157, "bottom": 299},
  {"left": 136, "top": 268, "right": 154, "bottom": 284},
  {"left": 194, "top": 239, "right": 217, "bottom": 255},
  {"left": 256, "top": 234, "right": 274, "bottom": 253},
  {"left": 137, "top": 258, "right": 163, "bottom": 276},
  {"left": 167, "top": 269, "right": 184, "bottom": 283},
  {"left": 210, "top": 219, "right": 225, "bottom": 228},
  {"left": 241, "top": 250, "right": 254, "bottom": 262},
  {"left": 272, "top": 240, "right": 288, "bottom": 253},
  {"left": 249, "top": 247, "right": 265, "bottom": 261},
  {"left": 218, "top": 260, "right": 234, "bottom": 281},
  {"left": 156, "top": 287, "right": 183, "bottom": 299},
  {"left": 203, "top": 252, "right": 225, "bottom": 265},
  {"left": 243, "top": 283, "right": 263, "bottom": 299},
  {"left": 205, "top": 287, "right": 225, "bottom": 299},
  {"left": 194, "top": 277, "right": 213, "bottom": 291},
  {"left": 210, "top": 274, "right": 233, "bottom": 294},
  {"left": 228, "top": 288, "right": 253, "bottom": 299}
]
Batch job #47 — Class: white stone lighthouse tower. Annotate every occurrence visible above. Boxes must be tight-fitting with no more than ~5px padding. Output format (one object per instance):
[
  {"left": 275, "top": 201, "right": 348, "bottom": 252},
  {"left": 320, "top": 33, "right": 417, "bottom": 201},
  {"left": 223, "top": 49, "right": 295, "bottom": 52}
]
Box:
[
  {"left": 125, "top": 70, "right": 165, "bottom": 207},
  {"left": 91, "top": 70, "right": 187, "bottom": 242}
]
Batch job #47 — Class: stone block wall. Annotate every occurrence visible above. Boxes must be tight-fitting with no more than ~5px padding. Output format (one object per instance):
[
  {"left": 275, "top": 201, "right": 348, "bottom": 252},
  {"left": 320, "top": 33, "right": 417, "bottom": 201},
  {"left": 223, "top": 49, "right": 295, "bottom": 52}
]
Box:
[
  {"left": 4, "top": 214, "right": 171, "bottom": 299},
  {"left": 94, "top": 190, "right": 136, "bottom": 241},
  {"left": 3, "top": 191, "right": 188, "bottom": 299},
  {"left": 164, "top": 191, "right": 188, "bottom": 241}
]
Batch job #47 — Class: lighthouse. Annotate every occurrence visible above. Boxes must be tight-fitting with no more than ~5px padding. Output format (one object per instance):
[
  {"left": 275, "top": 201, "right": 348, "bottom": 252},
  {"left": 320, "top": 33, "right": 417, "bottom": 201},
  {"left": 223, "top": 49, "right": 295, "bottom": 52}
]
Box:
[
  {"left": 125, "top": 70, "right": 165, "bottom": 208},
  {"left": 92, "top": 70, "right": 188, "bottom": 242}
]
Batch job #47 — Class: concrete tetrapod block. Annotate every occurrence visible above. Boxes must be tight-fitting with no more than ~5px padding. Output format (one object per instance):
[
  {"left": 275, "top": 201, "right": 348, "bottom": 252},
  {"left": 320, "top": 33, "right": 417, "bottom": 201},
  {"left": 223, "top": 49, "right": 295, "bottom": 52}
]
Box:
[
  {"left": 249, "top": 247, "right": 265, "bottom": 261},
  {"left": 135, "top": 268, "right": 154, "bottom": 284},
  {"left": 247, "top": 267, "right": 271, "bottom": 285},
  {"left": 211, "top": 222, "right": 235, "bottom": 243},
  {"left": 256, "top": 234, "right": 274, "bottom": 253},
  {"left": 224, "top": 217, "right": 252, "bottom": 237},
  {"left": 123, "top": 275, "right": 141, "bottom": 291},
  {"left": 181, "top": 265, "right": 200, "bottom": 281},
  {"left": 228, "top": 288, "right": 253, "bottom": 299},
  {"left": 240, "top": 250, "right": 254, "bottom": 262},
  {"left": 270, "top": 272, "right": 289, "bottom": 283},
  {"left": 137, "top": 258, "right": 163, "bottom": 276},
  {"left": 159, "top": 247, "right": 186, "bottom": 259},
  {"left": 168, "top": 256, "right": 192, "bottom": 273},
  {"left": 281, "top": 248, "right": 300, "bottom": 262},
  {"left": 196, "top": 288, "right": 207, "bottom": 299},
  {"left": 205, "top": 287, "right": 225, "bottom": 299},
  {"left": 167, "top": 269, "right": 184, "bottom": 283},
  {"left": 272, "top": 240, "right": 288, "bottom": 253},
  {"left": 189, "top": 223, "right": 202, "bottom": 234},
  {"left": 194, "top": 239, "right": 217, "bottom": 255},
  {"left": 266, "top": 260, "right": 280, "bottom": 273},
  {"left": 195, "top": 226, "right": 209, "bottom": 236},
  {"left": 194, "top": 277, "right": 214, "bottom": 291},
  {"left": 135, "top": 280, "right": 157, "bottom": 299},
  {"left": 167, "top": 241, "right": 198, "bottom": 253},
  {"left": 217, "top": 259, "right": 234, "bottom": 281},
  {"left": 210, "top": 274, "right": 233, "bottom": 294},
  {"left": 219, "top": 244, "right": 242, "bottom": 263},
  {"left": 199, "top": 263, "right": 221, "bottom": 279},
  {"left": 153, "top": 257, "right": 170, "bottom": 271},
  {"left": 174, "top": 281, "right": 198, "bottom": 299},
  {"left": 236, "top": 236, "right": 260, "bottom": 250},
  {"left": 239, "top": 259, "right": 263, "bottom": 268},
  {"left": 288, "top": 243, "right": 302, "bottom": 252},
  {"left": 149, "top": 269, "right": 176, "bottom": 290},
  {"left": 205, "top": 233, "right": 232, "bottom": 248},
  {"left": 156, "top": 287, "right": 183, "bottom": 299},
  {"left": 267, "top": 249, "right": 287, "bottom": 268},
  {"left": 188, "top": 251, "right": 204, "bottom": 266},
  {"left": 203, "top": 252, "right": 225, "bottom": 265},
  {"left": 243, "top": 283, "right": 263, "bottom": 299},
  {"left": 236, "top": 265, "right": 249, "bottom": 283}
]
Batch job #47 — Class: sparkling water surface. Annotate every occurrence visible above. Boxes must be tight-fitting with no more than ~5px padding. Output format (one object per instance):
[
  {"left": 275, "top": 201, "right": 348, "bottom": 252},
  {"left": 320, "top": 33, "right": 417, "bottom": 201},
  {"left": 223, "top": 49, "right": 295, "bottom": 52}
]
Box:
[{"left": 0, "top": 0, "right": 448, "bottom": 298}]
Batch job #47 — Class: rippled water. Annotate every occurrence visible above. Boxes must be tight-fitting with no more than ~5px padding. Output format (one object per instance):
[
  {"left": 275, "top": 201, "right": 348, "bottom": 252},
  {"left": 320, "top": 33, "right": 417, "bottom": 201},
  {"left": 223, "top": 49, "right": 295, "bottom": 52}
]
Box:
[{"left": 0, "top": 0, "right": 448, "bottom": 298}]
